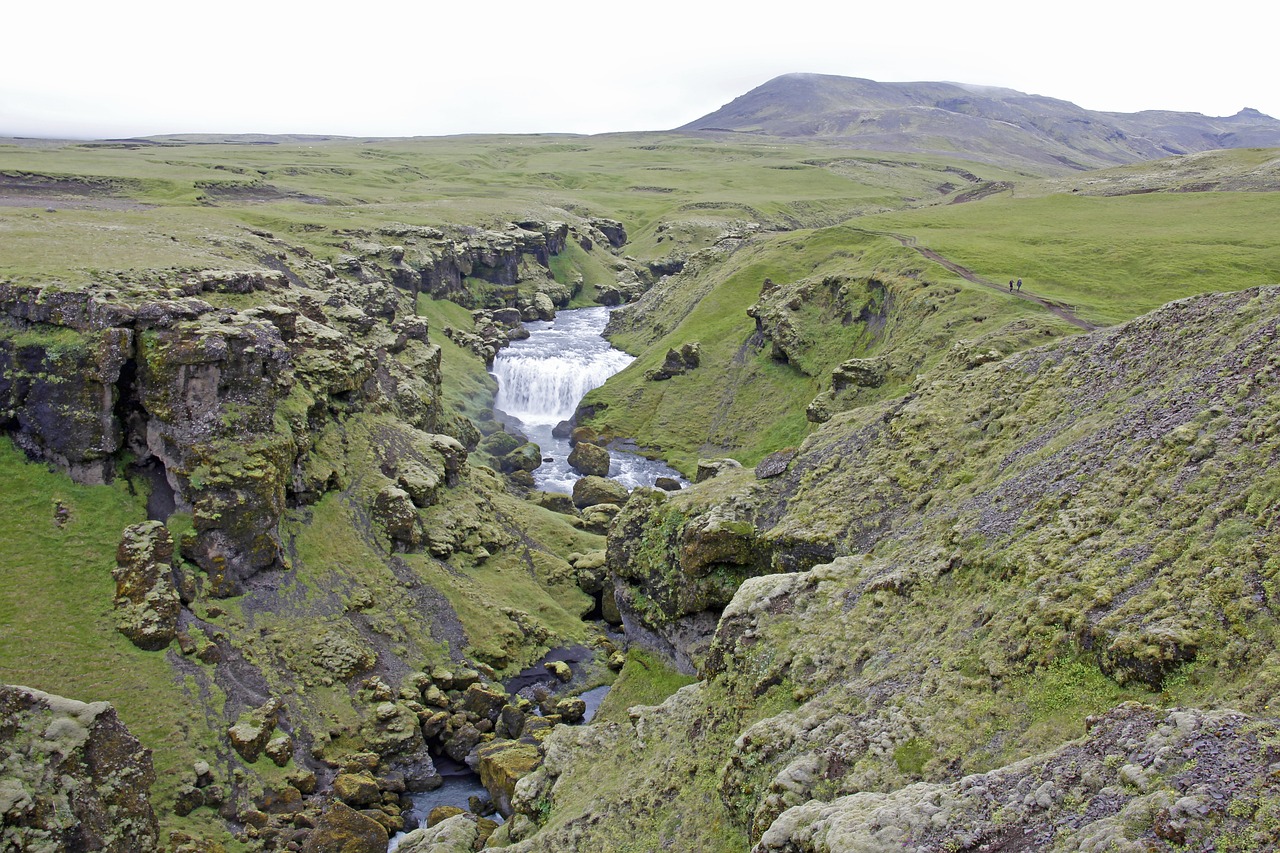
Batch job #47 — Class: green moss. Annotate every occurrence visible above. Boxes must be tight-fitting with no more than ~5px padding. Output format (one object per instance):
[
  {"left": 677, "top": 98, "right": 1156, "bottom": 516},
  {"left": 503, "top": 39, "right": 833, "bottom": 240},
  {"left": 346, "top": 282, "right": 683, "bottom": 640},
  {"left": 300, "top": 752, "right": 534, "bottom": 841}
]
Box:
[
  {"left": 593, "top": 649, "right": 698, "bottom": 725},
  {"left": 892, "top": 737, "right": 934, "bottom": 776}
]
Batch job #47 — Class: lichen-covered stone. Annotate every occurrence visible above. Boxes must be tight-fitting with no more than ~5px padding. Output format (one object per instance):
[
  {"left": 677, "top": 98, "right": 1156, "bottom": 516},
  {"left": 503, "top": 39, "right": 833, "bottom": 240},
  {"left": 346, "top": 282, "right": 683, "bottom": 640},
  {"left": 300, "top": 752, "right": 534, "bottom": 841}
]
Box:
[
  {"left": 531, "top": 490, "right": 578, "bottom": 515},
  {"left": 226, "top": 698, "right": 281, "bottom": 764},
  {"left": 581, "top": 502, "right": 622, "bottom": 534},
  {"left": 300, "top": 801, "right": 387, "bottom": 853},
  {"left": 112, "top": 521, "right": 180, "bottom": 651},
  {"left": 395, "top": 812, "right": 483, "bottom": 853},
  {"left": 543, "top": 661, "right": 572, "bottom": 682},
  {"left": 499, "top": 442, "right": 543, "bottom": 474},
  {"left": 0, "top": 684, "right": 158, "bottom": 852},
  {"left": 333, "top": 772, "right": 381, "bottom": 808},
  {"left": 476, "top": 739, "right": 543, "bottom": 817},
  {"left": 264, "top": 734, "right": 293, "bottom": 767},
  {"left": 571, "top": 475, "right": 628, "bottom": 509},
  {"left": 462, "top": 683, "right": 509, "bottom": 722},
  {"left": 373, "top": 484, "right": 425, "bottom": 549},
  {"left": 694, "top": 457, "right": 743, "bottom": 483}
]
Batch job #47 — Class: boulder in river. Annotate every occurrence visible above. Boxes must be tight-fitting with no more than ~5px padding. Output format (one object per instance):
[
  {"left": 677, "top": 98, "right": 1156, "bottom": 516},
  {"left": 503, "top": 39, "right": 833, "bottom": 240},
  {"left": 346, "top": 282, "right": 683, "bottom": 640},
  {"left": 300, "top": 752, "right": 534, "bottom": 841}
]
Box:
[
  {"left": 568, "top": 441, "right": 611, "bottom": 477},
  {"left": 572, "top": 475, "right": 629, "bottom": 509}
]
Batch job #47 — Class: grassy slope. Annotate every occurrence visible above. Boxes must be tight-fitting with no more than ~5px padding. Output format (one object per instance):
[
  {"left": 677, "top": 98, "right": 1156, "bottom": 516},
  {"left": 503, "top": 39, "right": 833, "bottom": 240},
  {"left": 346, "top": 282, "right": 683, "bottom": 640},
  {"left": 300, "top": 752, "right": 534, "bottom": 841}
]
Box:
[
  {"left": 511, "top": 284, "right": 1280, "bottom": 853},
  {"left": 0, "top": 440, "right": 244, "bottom": 845},
  {"left": 583, "top": 224, "right": 1077, "bottom": 472},
  {"left": 863, "top": 190, "right": 1280, "bottom": 325}
]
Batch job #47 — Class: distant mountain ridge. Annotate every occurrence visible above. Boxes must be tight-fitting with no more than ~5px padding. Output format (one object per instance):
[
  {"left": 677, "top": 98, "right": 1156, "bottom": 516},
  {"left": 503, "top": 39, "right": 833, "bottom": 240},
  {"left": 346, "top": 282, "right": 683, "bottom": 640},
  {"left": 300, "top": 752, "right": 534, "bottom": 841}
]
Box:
[{"left": 679, "top": 73, "right": 1280, "bottom": 172}]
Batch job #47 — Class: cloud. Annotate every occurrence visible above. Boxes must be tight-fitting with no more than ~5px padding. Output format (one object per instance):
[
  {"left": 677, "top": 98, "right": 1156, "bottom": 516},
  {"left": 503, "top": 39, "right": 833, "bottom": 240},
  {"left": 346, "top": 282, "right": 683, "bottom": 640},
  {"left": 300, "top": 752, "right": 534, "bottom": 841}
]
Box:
[{"left": 2, "top": 0, "right": 1273, "bottom": 138}]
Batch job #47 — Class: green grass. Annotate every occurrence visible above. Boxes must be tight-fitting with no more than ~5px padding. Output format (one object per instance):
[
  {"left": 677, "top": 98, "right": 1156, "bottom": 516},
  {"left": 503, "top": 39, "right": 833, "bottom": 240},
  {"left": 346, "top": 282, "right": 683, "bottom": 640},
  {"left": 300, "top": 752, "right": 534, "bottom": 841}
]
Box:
[
  {"left": 864, "top": 191, "right": 1280, "bottom": 325},
  {"left": 415, "top": 294, "right": 499, "bottom": 426},
  {"left": 584, "top": 224, "right": 1074, "bottom": 471},
  {"left": 0, "top": 438, "right": 238, "bottom": 843},
  {"left": 0, "top": 133, "right": 1026, "bottom": 282},
  {"left": 592, "top": 649, "right": 699, "bottom": 725}
]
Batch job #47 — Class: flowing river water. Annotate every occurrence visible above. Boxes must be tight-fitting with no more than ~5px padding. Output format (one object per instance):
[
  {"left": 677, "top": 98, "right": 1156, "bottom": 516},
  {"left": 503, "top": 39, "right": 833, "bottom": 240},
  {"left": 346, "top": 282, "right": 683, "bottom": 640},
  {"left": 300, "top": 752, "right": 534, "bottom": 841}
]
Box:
[
  {"left": 390, "top": 307, "right": 675, "bottom": 849},
  {"left": 491, "top": 306, "right": 686, "bottom": 493}
]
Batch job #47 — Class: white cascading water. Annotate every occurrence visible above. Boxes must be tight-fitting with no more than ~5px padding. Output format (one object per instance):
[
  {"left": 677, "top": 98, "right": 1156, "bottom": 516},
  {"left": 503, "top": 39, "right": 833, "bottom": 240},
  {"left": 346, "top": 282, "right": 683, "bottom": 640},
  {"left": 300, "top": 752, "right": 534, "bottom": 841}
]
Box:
[
  {"left": 493, "top": 351, "right": 634, "bottom": 425},
  {"left": 491, "top": 306, "right": 686, "bottom": 493}
]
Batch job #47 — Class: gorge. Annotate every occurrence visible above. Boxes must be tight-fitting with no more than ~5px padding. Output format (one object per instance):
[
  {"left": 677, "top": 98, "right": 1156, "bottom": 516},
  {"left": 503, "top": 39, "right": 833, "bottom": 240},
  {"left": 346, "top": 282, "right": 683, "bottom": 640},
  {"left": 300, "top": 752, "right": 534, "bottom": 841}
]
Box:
[{"left": 2, "top": 75, "right": 1280, "bottom": 853}]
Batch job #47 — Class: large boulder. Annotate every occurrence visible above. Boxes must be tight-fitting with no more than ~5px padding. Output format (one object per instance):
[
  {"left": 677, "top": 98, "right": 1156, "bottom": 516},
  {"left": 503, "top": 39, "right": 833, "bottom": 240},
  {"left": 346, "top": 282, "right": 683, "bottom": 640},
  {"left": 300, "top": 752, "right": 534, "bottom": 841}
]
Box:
[
  {"left": 112, "top": 521, "right": 181, "bottom": 651},
  {"left": 581, "top": 502, "right": 623, "bottom": 534},
  {"left": 301, "top": 801, "right": 388, "bottom": 853},
  {"left": 572, "top": 475, "right": 629, "bottom": 509},
  {"left": 396, "top": 812, "right": 493, "bottom": 853},
  {"left": 373, "top": 485, "right": 425, "bottom": 550},
  {"left": 226, "top": 698, "right": 282, "bottom": 764},
  {"left": 332, "top": 772, "right": 381, "bottom": 808},
  {"left": 0, "top": 684, "right": 159, "bottom": 852},
  {"left": 362, "top": 701, "right": 425, "bottom": 757},
  {"left": 568, "top": 442, "right": 611, "bottom": 477},
  {"left": 475, "top": 739, "right": 542, "bottom": 817},
  {"left": 499, "top": 442, "right": 543, "bottom": 474},
  {"left": 463, "top": 683, "right": 510, "bottom": 722},
  {"left": 829, "top": 355, "right": 888, "bottom": 391}
]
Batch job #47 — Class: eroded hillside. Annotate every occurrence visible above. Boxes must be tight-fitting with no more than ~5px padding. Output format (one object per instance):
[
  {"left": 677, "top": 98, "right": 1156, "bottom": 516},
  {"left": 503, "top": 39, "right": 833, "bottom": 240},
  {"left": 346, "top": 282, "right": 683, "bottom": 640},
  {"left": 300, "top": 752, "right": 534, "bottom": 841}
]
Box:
[{"left": 497, "top": 285, "right": 1280, "bottom": 852}]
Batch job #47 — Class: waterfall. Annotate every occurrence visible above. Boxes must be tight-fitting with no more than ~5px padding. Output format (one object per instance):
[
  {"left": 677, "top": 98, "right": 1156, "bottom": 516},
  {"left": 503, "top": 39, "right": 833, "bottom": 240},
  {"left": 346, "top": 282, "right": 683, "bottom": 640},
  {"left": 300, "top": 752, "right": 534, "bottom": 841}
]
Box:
[
  {"left": 492, "top": 350, "right": 633, "bottom": 425},
  {"left": 489, "top": 306, "right": 686, "bottom": 493}
]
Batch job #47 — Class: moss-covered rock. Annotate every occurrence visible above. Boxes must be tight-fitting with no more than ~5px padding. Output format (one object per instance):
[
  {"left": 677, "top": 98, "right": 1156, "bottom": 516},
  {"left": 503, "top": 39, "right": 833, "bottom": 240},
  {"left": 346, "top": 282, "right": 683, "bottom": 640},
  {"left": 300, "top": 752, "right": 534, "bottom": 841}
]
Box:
[
  {"left": 571, "top": 475, "right": 628, "bottom": 509},
  {"left": 0, "top": 684, "right": 158, "bottom": 852},
  {"left": 300, "top": 801, "right": 388, "bottom": 853},
  {"left": 332, "top": 772, "right": 381, "bottom": 808},
  {"left": 226, "top": 698, "right": 281, "bottom": 764},
  {"left": 567, "top": 442, "right": 610, "bottom": 477},
  {"left": 112, "top": 521, "right": 180, "bottom": 651},
  {"left": 476, "top": 739, "right": 543, "bottom": 817}
]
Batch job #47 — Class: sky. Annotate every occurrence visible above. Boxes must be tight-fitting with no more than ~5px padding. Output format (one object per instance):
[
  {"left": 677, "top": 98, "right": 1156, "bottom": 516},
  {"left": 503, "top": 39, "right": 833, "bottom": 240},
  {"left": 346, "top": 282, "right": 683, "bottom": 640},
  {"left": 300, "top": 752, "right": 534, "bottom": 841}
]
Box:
[{"left": 3, "top": 0, "right": 1275, "bottom": 139}]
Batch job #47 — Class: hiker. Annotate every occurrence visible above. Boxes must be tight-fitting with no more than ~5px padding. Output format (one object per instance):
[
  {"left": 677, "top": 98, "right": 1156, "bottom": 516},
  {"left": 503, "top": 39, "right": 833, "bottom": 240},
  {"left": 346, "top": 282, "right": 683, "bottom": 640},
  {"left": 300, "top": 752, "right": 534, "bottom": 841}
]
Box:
[
  {"left": 1017, "top": 279, "right": 1022, "bottom": 291},
  {"left": 1009, "top": 280, "right": 1014, "bottom": 291}
]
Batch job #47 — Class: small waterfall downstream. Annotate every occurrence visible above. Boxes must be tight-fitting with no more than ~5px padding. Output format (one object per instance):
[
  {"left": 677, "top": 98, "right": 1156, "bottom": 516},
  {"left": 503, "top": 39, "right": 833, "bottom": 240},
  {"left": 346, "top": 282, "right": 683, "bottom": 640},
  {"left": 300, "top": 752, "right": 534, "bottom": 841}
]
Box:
[{"left": 491, "top": 306, "right": 685, "bottom": 493}]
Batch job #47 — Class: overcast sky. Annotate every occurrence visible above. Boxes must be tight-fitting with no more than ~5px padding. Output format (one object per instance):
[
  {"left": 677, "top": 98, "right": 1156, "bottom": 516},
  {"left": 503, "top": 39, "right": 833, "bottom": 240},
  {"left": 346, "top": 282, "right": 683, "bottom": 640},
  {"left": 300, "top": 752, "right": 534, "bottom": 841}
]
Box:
[{"left": 3, "top": 0, "right": 1274, "bottom": 139}]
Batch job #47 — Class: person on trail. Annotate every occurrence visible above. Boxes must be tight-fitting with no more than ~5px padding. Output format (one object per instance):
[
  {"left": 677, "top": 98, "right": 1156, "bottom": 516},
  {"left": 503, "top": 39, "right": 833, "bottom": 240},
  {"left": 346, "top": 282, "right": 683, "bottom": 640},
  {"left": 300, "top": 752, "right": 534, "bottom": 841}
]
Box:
[
  {"left": 1009, "top": 280, "right": 1014, "bottom": 291},
  {"left": 1017, "top": 279, "right": 1022, "bottom": 291}
]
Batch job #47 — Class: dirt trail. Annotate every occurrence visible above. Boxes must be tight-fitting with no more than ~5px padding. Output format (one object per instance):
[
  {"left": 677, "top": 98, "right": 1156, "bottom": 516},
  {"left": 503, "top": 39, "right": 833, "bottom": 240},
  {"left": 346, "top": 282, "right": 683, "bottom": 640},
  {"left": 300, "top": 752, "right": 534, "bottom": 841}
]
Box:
[{"left": 861, "top": 229, "right": 1100, "bottom": 331}]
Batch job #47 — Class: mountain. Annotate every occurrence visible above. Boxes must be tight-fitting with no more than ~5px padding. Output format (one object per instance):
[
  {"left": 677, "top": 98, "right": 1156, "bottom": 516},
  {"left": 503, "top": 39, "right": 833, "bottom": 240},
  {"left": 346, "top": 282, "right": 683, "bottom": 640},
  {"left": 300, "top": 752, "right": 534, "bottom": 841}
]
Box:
[{"left": 680, "top": 72, "right": 1280, "bottom": 171}]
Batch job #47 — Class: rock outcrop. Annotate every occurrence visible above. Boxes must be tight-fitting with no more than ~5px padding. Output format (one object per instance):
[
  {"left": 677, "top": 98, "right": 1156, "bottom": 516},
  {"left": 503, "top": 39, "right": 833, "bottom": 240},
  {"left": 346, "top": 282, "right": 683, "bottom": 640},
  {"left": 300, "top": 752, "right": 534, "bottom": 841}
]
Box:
[
  {"left": 0, "top": 269, "right": 447, "bottom": 596},
  {"left": 112, "top": 521, "right": 181, "bottom": 650},
  {"left": 0, "top": 684, "right": 159, "bottom": 852},
  {"left": 645, "top": 342, "right": 700, "bottom": 381}
]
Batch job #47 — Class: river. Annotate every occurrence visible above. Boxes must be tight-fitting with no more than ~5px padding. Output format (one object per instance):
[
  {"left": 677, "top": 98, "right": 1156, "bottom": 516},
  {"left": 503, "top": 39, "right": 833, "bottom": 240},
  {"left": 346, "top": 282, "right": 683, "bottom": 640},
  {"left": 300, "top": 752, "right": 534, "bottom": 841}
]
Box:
[{"left": 490, "top": 306, "right": 685, "bottom": 493}]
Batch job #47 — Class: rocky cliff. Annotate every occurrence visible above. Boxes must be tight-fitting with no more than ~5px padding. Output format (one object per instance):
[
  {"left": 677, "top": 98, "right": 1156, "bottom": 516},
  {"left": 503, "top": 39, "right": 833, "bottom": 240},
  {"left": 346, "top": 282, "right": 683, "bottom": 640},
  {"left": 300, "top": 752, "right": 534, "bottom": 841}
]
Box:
[{"left": 0, "top": 217, "right": 631, "bottom": 849}]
